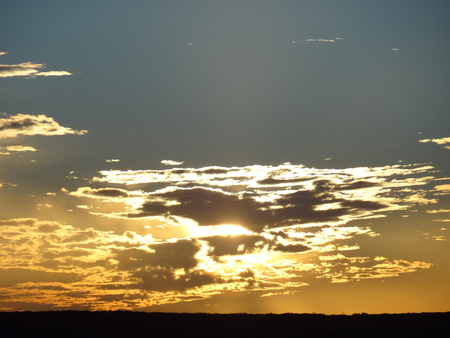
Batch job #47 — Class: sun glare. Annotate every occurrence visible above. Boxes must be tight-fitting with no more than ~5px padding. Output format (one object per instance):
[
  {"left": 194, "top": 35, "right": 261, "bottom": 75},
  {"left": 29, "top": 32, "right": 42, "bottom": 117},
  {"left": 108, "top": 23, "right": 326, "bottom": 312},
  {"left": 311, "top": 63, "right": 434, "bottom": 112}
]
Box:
[
  {"left": 187, "top": 224, "right": 252, "bottom": 238},
  {"left": 215, "top": 224, "right": 252, "bottom": 236}
]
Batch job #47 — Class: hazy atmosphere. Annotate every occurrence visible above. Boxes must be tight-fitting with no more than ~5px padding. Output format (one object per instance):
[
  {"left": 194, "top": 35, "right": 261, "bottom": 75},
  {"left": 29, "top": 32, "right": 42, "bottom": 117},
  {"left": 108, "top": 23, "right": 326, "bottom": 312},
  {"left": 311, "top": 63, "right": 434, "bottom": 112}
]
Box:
[{"left": 1, "top": 1, "right": 449, "bottom": 313}]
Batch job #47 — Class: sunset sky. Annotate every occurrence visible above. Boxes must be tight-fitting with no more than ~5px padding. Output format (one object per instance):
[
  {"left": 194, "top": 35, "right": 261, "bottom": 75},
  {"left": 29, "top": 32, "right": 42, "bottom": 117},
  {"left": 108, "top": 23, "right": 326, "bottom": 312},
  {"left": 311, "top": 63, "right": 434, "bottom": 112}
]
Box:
[{"left": 1, "top": 0, "right": 450, "bottom": 314}]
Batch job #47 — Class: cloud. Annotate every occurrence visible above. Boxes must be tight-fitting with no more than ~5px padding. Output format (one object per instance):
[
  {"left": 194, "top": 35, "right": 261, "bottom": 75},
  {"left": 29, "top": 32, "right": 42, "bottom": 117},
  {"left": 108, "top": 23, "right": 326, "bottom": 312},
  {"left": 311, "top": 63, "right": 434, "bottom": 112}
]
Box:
[
  {"left": 289, "top": 38, "right": 339, "bottom": 44},
  {"left": 0, "top": 161, "right": 442, "bottom": 310},
  {"left": 0, "top": 114, "right": 87, "bottom": 139},
  {"left": 84, "top": 163, "right": 438, "bottom": 234},
  {"left": 33, "top": 71, "right": 72, "bottom": 77},
  {"left": 419, "top": 137, "right": 450, "bottom": 150},
  {"left": 0, "top": 54, "right": 72, "bottom": 78},
  {"left": 5, "top": 145, "right": 38, "bottom": 152},
  {"left": 434, "top": 184, "right": 450, "bottom": 191},
  {"left": 161, "top": 160, "right": 184, "bottom": 166},
  {"left": 305, "top": 39, "right": 336, "bottom": 42}
]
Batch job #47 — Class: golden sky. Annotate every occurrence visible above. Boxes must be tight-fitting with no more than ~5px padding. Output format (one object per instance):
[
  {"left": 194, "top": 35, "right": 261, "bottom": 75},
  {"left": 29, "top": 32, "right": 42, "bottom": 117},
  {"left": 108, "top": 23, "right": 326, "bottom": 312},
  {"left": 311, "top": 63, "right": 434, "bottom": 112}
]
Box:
[{"left": 1, "top": 1, "right": 450, "bottom": 313}]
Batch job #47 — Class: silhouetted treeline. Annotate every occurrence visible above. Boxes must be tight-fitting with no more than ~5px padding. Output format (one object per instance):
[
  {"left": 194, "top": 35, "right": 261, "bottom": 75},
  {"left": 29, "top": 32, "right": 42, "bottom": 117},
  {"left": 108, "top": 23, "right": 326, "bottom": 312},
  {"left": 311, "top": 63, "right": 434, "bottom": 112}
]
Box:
[{"left": 1, "top": 311, "right": 449, "bottom": 337}]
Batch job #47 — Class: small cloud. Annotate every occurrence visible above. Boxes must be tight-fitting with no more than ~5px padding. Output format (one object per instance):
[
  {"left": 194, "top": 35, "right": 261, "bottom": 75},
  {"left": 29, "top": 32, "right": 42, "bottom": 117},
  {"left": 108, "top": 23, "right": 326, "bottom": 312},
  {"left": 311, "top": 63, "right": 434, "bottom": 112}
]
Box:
[
  {"left": 434, "top": 184, "right": 450, "bottom": 191},
  {"left": 0, "top": 114, "right": 87, "bottom": 139},
  {"left": 34, "top": 71, "right": 71, "bottom": 77},
  {"left": 0, "top": 54, "right": 72, "bottom": 78},
  {"left": 36, "top": 203, "right": 53, "bottom": 210},
  {"left": 6, "top": 145, "right": 38, "bottom": 152},
  {"left": 106, "top": 159, "right": 120, "bottom": 163},
  {"left": 324, "top": 158, "right": 331, "bottom": 161},
  {"left": 427, "top": 209, "right": 450, "bottom": 214},
  {"left": 419, "top": 137, "right": 450, "bottom": 150},
  {"left": 161, "top": 159, "right": 184, "bottom": 166},
  {"left": 305, "top": 39, "right": 335, "bottom": 42},
  {"left": 391, "top": 48, "right": 399, "bottom": 51}
]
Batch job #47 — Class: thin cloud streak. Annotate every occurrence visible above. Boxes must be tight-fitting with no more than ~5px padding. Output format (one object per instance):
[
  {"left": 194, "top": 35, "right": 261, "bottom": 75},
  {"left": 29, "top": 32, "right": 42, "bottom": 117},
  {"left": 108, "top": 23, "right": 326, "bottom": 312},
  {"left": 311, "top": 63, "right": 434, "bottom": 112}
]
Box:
[{"left": 0, "top": 53, "right": 72, "bottom": 78}]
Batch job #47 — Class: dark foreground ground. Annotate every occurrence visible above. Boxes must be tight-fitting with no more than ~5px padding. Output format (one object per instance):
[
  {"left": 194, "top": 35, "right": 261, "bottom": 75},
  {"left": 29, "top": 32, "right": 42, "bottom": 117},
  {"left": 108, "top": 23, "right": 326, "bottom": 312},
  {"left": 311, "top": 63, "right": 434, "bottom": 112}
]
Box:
[{"left": 1, "top": 311, "right": 449, "bottom": 337}]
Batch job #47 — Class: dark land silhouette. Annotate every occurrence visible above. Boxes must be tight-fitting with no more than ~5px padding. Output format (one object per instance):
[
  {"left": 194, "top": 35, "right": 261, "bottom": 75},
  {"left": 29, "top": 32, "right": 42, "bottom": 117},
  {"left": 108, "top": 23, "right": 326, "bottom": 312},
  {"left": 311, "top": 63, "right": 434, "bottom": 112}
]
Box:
[{"left": 1, "top": 311, "right": 449, "bottom": 337}]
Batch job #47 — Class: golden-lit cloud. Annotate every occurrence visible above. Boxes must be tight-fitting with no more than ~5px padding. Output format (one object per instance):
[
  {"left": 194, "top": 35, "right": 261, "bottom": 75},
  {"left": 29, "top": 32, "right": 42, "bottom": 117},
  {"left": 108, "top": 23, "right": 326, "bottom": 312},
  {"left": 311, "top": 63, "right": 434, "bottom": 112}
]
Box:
[
  {"left": 161, "top": 159, "right": 184, "bottom": 166},
  {"left": 87, "top": 163, "right": 437, "bottom": 231},
  {"left": 0, "top": 53, "right": 72, "bottom": 78},
  {"left": 0, "top": 114, "right": 87, "bottom": 139},
  {"left": 419, "top": 137, "right": 450, "bottom": 150},
  {"left": 5, "top": 145, "right": 38, "bottom": 152},
  {"left": 434, "top": 184, "right": 450, "bottom": 191},
  {"left": 0, "top": 159, "right": 445, "bottom": 310}
]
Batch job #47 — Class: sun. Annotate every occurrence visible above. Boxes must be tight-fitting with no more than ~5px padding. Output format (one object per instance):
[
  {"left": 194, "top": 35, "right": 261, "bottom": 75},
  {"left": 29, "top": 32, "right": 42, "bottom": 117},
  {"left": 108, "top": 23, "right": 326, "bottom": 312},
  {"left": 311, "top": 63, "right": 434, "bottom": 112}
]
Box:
[
  {"left": 214, "top": 224, "right": 252, "bottom": 236},
  {"left": 187, "top": 223, "right": 252, "bottom": 237}
]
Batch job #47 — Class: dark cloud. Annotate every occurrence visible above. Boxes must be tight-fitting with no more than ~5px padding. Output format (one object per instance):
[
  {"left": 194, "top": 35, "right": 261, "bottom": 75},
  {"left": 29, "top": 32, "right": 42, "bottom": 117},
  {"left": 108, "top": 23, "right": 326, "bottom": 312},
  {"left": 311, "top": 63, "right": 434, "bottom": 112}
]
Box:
[
  {"left": 257, "top": 177, "right": 312, "bottom": 185},
  {"left": 204, "top": 235, "right": 268, "bottom": 256},
  {"left": 203, "top": 234, "right": 311, "bottom": 256},
  {"left": 116, "top": 239, "right": 201, "bottom": 271},
  {"left": 128, "top": 180, "right": 388, "bottom": 232},
  {"left": 0, "top": 268, "right": 77, "bottom": 287},
  {"left": 37, "top": 223, "right": 62, "bottom": 233},
  {"left": 334, "top": 181, "right": 380, "bottom": 191},
  {"left": 114, "top": 239, "right": 217, "bottom": 292},
  {"left": 273, "top": 243, "right": 310, "bottom": 253},
  {"left": 134, "top": 188, "right": 272, "bottom": 232},
  {"left": 132, "top": 268, "right": 216, "bottom": 292},
  {"left": 91, "top": 188, "right": 129, "bottom": 198}
]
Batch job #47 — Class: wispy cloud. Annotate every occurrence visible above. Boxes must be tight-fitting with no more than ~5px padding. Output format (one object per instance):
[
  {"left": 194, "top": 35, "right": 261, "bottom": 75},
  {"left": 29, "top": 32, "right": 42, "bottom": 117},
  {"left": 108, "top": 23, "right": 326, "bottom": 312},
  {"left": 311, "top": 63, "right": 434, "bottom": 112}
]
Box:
[
  {"left": 5, "top": 145, "right": 38, "bottom": 152},
  {"left": 288, "top": 38, "right": 340, "bottom": 44},
  {"left": 419, "top": 137, "right": 450, "bottom": 150},
  {"left": 0, "top": 53, "right": 71, "bottom": 78},
  {"left": 0, "top": 114, "right": 87, "bottom": 139},
  {"left": 161, "top": 159, "right": 184, "bottom": 166}
]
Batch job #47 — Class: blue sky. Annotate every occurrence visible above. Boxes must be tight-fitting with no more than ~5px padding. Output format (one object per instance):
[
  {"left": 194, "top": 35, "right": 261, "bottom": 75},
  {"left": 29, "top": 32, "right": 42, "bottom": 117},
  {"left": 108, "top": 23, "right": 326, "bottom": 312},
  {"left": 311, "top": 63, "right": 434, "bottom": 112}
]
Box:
[{"left": 1, "top": 1, "right": 449, "bottom": 313}]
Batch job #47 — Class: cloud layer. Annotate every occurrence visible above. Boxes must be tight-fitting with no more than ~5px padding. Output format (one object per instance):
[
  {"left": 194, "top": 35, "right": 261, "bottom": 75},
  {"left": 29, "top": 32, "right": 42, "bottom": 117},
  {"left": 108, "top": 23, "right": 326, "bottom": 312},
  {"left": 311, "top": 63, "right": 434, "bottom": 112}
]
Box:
[{"left": 1, "top": 161, "right": 441, "bottom": 310}]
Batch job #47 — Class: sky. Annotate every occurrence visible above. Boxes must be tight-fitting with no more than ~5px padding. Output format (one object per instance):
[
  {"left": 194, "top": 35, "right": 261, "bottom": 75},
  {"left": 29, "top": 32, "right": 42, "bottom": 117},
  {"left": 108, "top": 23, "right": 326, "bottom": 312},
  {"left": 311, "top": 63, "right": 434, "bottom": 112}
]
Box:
[{"left": 1, "top": 0, "right": 450, "bottom": 314}]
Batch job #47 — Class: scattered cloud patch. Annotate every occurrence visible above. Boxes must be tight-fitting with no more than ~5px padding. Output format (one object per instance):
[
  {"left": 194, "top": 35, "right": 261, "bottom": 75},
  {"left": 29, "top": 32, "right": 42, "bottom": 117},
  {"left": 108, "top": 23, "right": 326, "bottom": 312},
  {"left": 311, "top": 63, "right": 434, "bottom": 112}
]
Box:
[
  {"left": 106, "top": 159, "right": 120, "bottom": 163},
  {"left": 305, "top": 38, "right": 335, "bottom": 42},
  {"left": 0, "top": 53, "right": 71, "bottom": 78},
  {"left": 0, "top": 114, "right": 87, "bottom": 139},
  {"left": 288, "top": 38, "right": 341, "bottom": 44},
  {"left": 161, "top": 159, "right": 184, "bottom": 166},
  {"left": 5, "top": 145, "right": 38, "bottom": 152},
  {"left": 419, "top": 137, "right": 450, "bottom": 150}
]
